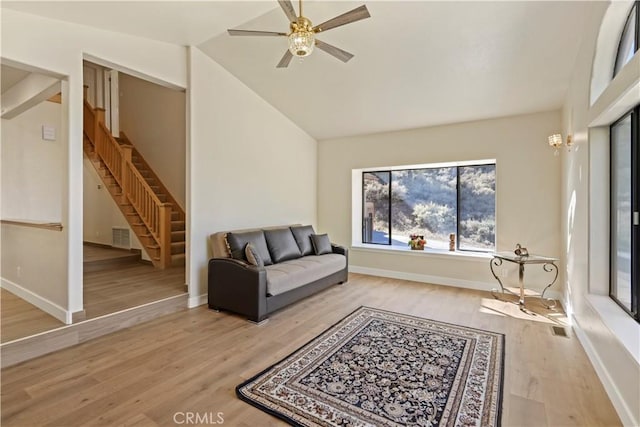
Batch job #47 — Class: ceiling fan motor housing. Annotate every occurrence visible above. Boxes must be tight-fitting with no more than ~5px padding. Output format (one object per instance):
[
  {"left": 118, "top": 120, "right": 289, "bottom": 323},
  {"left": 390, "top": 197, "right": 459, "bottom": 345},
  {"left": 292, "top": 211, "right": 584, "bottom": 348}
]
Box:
[{"left": 289, "top": 16, "right": 315, "bottom": 57}]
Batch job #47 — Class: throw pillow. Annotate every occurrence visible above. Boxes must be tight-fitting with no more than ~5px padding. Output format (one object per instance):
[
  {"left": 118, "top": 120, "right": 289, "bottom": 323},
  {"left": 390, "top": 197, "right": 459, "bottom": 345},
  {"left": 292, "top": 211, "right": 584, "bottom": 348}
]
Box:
[
  {"left": 226, "top": 230, "right": 273, "bottom": 265},
  {"left": 290, "top": 225, "right": 316, "bottom": 256},
  {"left": 245, "top": 243, "right": 264, "bottom": 267},
  {"left": 311, "top": 233, "right": 332, "bottom": 255},
  {"left": 264, "top": 228, "right": 302, "bottom": 263}
]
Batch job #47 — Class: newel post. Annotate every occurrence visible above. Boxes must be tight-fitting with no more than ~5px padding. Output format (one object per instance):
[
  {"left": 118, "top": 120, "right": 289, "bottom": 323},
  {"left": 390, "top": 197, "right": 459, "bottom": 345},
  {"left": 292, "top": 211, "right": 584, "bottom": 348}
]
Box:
[
  {"left": 159, "top": 203, "right": 173, "bottom": 269},
  {"left": 120, "top": 145, "right": 133, "bottom": 200},
  {"left": 94, "top": 108, "right": 106, "bottom": 156}
]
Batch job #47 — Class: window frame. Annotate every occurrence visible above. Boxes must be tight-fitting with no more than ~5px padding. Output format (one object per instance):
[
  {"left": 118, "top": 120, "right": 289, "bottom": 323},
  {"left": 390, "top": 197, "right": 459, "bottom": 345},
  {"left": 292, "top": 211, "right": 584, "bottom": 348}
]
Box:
[
  {"left": 613, "top": 1, "right": 639, "bottom": 77},
  {"left": 361, "top": 170, "right": 391, "bottom": 246},
  {"left": 609, "top": 105, "right": 640, "bottom": 323},
  {"left": 361, "top": 161, "right": 496, "bottom": 253}
]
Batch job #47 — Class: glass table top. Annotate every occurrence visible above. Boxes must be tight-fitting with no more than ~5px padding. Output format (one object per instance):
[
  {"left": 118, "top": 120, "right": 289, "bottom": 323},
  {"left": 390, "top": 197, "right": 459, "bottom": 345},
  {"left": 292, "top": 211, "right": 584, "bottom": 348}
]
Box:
[{"left": 491, "top": 252, "right": 558, "bottom": 264}]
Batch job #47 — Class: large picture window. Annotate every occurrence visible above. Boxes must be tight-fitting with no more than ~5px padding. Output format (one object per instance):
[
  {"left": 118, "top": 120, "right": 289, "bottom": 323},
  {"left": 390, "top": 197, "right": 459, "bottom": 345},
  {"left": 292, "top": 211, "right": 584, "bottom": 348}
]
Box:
[
  {"left": 362, "top": 162, "right": 496, "bottom": 252},
  {"left": 610, "top": 106, "right": 639, "bottom": 322}
]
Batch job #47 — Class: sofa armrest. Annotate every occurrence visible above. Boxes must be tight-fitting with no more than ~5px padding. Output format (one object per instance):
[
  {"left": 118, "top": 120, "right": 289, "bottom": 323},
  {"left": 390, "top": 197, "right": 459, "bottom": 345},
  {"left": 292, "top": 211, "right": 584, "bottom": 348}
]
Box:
[
  {"left": 331, "top": 244, "right": 349, "bottom": 281},
  {"left": 208, "top": 258, "right": 268, "bottom": 322},
  {"left": 331, "top": 244, "right": 348, "bottom": 256}
]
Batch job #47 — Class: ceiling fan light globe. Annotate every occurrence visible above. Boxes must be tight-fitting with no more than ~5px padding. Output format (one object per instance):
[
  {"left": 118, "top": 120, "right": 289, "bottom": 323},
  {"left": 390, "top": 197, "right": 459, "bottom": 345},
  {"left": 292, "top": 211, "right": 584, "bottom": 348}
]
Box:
[{"left": 288, "top": 30, "right": 315, "bottom": 57}]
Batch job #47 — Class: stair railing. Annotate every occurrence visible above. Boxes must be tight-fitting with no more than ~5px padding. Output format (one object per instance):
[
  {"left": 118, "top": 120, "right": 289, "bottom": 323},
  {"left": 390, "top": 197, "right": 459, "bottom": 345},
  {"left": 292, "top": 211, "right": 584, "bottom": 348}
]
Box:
[
  {"left": 119, "top": 131, "right": 185, "bottom": 221},
  {"left": 83, "top": 99, "right": 172, "bottom": 268}
]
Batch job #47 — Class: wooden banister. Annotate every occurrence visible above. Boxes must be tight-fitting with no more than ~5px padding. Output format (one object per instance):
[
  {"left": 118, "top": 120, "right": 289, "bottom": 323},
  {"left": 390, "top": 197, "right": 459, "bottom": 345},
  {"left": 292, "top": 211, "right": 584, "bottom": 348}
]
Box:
[
  {"left": 83, "top": 100, "right": 96, "bottom": 145},
  {"left": 119, "top": 131, "right": 185, "bottom": 220},
  {"left": 83, "top": 99, "right": 175, "bottom": 268},
  {"left": 1, "top": 219, "right": 63, "bottom": 231}
]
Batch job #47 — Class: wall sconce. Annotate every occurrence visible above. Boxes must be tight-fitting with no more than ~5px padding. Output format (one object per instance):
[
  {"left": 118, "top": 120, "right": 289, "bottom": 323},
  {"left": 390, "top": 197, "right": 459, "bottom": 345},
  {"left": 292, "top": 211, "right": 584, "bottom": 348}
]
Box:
[{"left": 548, "top": 133, "right": 573, "bottom": 156}]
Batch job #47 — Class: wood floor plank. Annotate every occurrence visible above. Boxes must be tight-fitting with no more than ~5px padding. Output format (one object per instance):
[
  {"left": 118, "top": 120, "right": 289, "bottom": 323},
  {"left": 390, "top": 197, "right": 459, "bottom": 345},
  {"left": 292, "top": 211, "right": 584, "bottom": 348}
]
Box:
[
  {"left": 1, "top": 273, "right": 622, "bottom": 426},
  {"left": 0, "top": 290, "right": 64, "bottom": 343}
]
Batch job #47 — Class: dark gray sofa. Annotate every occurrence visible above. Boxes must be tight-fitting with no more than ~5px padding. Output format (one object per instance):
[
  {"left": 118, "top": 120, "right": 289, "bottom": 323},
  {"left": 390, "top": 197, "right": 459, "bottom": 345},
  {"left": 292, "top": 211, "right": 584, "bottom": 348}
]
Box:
[{"left": 208, "top": 225, "right": 348, "bottom": 322}]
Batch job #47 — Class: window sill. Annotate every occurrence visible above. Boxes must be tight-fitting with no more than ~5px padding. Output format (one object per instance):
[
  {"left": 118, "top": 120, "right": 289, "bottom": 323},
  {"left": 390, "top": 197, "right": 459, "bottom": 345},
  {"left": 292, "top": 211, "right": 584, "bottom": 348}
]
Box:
[
  {"left": 585, "top": 295, "right": 640, "bottom": 365},
  {"left": 350, "top": 243, "right": 493, "bottom": 262}
]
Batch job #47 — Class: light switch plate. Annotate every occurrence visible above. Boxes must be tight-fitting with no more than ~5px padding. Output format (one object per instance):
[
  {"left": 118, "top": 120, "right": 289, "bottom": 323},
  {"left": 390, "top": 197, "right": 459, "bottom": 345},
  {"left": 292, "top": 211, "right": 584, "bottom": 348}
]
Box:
[{"left": 42, "top": 125, "right": 56, "bottom": 141}]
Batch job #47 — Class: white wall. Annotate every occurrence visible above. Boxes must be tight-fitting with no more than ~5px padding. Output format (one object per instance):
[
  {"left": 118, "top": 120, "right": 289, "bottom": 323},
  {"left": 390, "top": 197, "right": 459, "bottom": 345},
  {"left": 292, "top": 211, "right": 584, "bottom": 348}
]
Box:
[
  {"left": 188, "top": 47, "right": 317, "bottom": 304},
  {"left": 561, "top": 1, "right": 640, "bottom": 426},
  {"left": 1, "top": 225, "right": 69, "bottom": 323},
  {"left": 82, "top": 155, "right": 149, "bottom": 260},
  {"left": 318, "top": 111, "right": 563, "bottom": 292},
  {"left": 1, "top": 8, "right": 187, "bottom": 314},
  {"left": 1, "top": 101, "right": 63, "bottom": 221},
  {"left": 1, "top": 99, "right": 69, "bottom": 322},
  {"left": 119, "top": 73, "right": 186, "bottom": 208}
]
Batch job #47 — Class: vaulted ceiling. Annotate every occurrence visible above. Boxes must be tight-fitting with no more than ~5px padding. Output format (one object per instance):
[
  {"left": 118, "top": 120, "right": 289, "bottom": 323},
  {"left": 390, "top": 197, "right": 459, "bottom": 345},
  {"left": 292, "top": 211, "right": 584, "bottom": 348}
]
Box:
[{"left": 2, "top": 1, "right": 596, "bottom": 139}]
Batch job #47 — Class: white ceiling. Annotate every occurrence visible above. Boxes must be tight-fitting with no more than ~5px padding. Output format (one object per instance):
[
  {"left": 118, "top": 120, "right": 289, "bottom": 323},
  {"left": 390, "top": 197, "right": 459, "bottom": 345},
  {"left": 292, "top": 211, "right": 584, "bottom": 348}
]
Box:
[
  {"left": 1, "top": 1, "right": 277, "bottom": 46},
  {"left": 2, "top": 1, "right": 595, "bottom": 140}
]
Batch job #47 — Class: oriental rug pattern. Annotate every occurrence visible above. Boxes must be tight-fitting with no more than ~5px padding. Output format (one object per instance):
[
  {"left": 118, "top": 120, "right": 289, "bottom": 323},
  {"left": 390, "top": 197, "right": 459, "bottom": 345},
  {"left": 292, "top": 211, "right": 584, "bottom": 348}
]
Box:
[{"left": 237, "top": 307, "right": 504, "bottom": 426}]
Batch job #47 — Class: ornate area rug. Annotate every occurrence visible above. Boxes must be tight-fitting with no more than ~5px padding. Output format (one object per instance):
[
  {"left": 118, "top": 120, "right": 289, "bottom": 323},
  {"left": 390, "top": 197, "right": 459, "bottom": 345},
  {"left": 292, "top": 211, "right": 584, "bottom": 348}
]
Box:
[{"left": 237, "top": 307, "right": 504, "bottom": 426}]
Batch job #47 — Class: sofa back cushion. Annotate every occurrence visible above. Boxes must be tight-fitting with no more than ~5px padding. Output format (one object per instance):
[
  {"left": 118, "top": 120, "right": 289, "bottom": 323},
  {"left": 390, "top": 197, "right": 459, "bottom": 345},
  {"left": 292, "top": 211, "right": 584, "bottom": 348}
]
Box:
[
  {"left": 227, "top": 230, "right": 273, "bottom": 266},
  {"left": 290, "top": 225, "right": 315, "bottom": 256},
  {"left": 264, "top": 228, "right": 302, "bottom": 263}
]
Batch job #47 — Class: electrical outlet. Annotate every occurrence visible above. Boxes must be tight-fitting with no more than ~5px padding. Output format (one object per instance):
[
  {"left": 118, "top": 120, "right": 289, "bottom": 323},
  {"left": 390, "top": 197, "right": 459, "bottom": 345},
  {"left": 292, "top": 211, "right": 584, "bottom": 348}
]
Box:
[
  {"left": 501, "top": 269, "right": 508, "bottom": 278},
  {"left": 17, "top": 266, "right": 21, "bottom": 278}
]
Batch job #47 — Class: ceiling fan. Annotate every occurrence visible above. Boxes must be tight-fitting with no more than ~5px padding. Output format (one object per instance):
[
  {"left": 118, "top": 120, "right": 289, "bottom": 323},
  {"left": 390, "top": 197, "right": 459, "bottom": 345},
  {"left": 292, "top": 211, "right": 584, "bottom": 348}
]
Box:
[{"left": 227, "top": 0, "right": 371, "bottom": 68}]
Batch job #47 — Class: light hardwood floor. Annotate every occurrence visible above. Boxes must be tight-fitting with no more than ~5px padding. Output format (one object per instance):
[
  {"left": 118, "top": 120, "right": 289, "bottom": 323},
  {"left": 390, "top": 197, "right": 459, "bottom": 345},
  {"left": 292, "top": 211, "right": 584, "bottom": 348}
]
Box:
[
  {"left": 83, "top": 263, "right": 186, "bottom": 319},
  {"left": 1, "top": 243, "right": 186, "bottom": 344},
  {"left": 0, "top": 273, "right": 621, "bottom": 426},
  {"left": 83, "top": 244, "right": 141, "bottom": 264},
  {"left": 0, "top": 290, "right": 64, "bottom": 343}
]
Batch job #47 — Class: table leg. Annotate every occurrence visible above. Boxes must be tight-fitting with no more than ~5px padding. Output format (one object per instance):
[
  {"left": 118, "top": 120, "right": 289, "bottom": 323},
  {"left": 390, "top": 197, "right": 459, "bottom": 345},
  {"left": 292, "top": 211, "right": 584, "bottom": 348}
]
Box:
[
  {"left": 519, "top": 263, "right": 525, "bottom": 309},
  {"left": 540, "top": 262, "right": 559, "bottom": 309}
]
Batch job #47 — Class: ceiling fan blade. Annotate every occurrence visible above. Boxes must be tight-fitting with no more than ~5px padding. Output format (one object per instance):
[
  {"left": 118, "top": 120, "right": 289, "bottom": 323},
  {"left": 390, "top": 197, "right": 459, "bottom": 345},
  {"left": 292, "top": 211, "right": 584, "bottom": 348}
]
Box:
[
  {"left": 313, "top": 5, "right": 371, "bottom": 33},
  {"left": 315, "top": 40, "right": 354, "bottom": 63},
  {"left": 227, "top": 29, "right": 287, "bottom": 36},
  {"left": 276, "top": 50, "right": 294, "bottom": 68},
  {"left": 277, "top": 0, "right": 298, "bottom": 22}
]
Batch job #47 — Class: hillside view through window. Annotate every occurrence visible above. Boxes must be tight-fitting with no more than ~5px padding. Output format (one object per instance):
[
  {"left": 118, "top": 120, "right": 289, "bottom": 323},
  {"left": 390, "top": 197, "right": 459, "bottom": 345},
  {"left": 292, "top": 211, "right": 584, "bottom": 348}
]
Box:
[{"left": 362, "top": 164, "right": 496, "bottom": 252}]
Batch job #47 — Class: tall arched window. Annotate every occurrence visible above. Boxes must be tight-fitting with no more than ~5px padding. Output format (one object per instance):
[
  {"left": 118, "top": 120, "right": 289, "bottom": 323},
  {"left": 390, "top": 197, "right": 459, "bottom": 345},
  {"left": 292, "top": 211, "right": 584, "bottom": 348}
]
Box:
[
  {"left": 613, "top": 2, "right": 639, "bottom": 77},
  {"left": 610, "top": 2, "right": 639, "bottom": 322}
]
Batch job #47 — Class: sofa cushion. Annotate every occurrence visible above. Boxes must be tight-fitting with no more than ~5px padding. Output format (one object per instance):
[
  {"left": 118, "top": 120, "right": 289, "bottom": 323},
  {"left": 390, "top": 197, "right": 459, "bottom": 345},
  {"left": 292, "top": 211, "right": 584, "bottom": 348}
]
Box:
[
  {"left": 290, "top": 225, "right": 315, "bottom": 256},
  {"left": 265, "top": 254, "right": 346, "bottom": 296},
  {"left": 245, "top": 243, "right": 264, "bottom": 267},
  {"left": 311, "top": 233, "right": 332, "bottom": 255},
  {"left": 264, "top": 228, "right": 302, "bottom": 263},
  {"left": 227, "top": 231, "right": 273, "bottom": 266}
]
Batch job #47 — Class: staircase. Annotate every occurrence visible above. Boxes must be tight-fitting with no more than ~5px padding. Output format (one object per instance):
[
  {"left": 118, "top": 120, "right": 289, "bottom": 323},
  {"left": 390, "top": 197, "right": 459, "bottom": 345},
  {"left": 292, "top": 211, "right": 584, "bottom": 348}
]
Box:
[{"left": 82, "top": 96, "right": 185, "bottom": 269}]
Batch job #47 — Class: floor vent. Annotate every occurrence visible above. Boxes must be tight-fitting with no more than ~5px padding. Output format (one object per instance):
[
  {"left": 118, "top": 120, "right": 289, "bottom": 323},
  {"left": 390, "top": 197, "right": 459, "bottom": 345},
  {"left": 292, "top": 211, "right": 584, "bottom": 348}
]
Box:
[
  {"left": 551, "top": 326, "right": 569, "bottom": 338},
  {"left": 112, "top": 227, "right": 131, "bottom": 249}
]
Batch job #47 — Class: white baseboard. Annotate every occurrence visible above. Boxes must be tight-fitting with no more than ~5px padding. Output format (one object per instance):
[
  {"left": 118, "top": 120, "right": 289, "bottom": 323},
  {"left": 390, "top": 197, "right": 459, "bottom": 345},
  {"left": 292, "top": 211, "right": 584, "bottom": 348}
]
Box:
[
  {"left": 0, "top": 278, "right": 71, "bottom": 324},
  {"left": 349, "top": 265, "right": 563, "bottom": 301},
  {"left": 572, "top": 316, "right": 639, "bottom": 427},
  {"left": 188, "top": 294, "right": 208, "bottom": 308}
]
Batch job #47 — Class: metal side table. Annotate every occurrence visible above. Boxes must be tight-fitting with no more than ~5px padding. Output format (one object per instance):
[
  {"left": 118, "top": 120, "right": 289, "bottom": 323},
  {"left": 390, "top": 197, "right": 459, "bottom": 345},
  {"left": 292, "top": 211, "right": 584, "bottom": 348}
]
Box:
[{"left": 489, "top": 252, "right": 559, "bottom": 311}]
